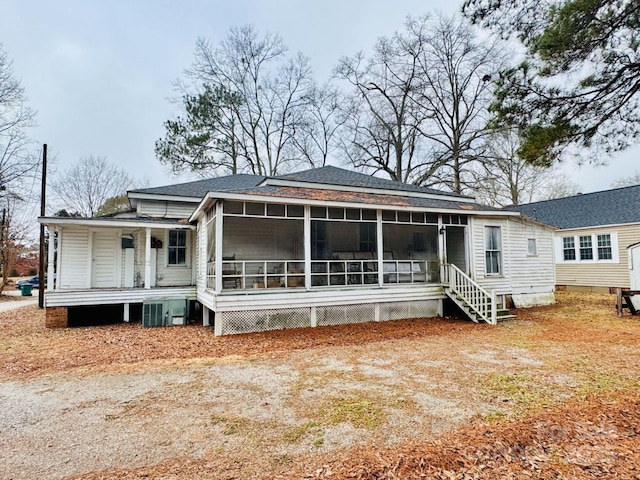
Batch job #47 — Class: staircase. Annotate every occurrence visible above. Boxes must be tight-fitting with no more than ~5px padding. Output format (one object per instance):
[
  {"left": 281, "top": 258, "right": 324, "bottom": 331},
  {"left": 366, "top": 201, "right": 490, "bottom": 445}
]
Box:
[{"left": 445, "top": 264, "right": 513, "bottom": 325}]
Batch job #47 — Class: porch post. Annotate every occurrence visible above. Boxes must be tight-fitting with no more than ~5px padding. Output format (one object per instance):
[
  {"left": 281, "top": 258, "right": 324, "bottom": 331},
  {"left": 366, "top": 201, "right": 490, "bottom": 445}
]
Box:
[
  {"left": 214, "top": 201, "right": 223, "bottom": 294},
  {"left": 55, "top": 227, "right": 62, "bottom": 289},
  {"left": 144, "top": 227, "right": 151, "bottom": 289},
  {"left": 376, "top": 209, "right": 384, "bottom": 287},
  {"left": 123, "top": 303, "right": 130, "bottom": 322},
  {"left": 304, "top": 205, "right": 311, "bottom": 290},
  {"left": 46, "top": 226, "right": 55, "bottom": 291},
  {"left": 202, "top": 305, "right": 210, "bottom": 326},
  {"left": 438, "top": 215, "right": 446, "bottom": 283}
]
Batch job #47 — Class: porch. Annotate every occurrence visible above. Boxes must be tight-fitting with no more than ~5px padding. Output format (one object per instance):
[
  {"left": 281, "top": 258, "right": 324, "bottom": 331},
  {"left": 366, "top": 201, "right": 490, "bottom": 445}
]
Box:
[{"left": 203, "top": 201, "right": 468, "bottom": 294}]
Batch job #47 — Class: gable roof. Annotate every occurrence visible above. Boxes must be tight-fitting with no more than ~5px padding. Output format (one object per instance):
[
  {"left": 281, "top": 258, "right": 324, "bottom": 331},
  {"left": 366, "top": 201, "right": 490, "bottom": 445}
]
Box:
[
  {"left": 270, "top": 166, "right": 470, "bottom": 198},
  {"left": 504, "top": 184, "right": 640, "bottom": 229}
]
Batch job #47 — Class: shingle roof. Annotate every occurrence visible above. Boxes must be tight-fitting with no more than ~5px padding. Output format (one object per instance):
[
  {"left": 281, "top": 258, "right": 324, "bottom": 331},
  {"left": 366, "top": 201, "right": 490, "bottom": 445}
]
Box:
[
  {"left": 238, "top": 185, "right": 497, "bottom": 211},
  {"left": 504, "top": 185, "right": 640, "bottom": 229},
  {"left": 274, "top": 166, "right": 470, "bottom": 198},
  {"left": 132, "top": 167, "right": 471, "bottom": 200},
  {"left": 130, "top": 174, "right": 266, "bottom": 198}
]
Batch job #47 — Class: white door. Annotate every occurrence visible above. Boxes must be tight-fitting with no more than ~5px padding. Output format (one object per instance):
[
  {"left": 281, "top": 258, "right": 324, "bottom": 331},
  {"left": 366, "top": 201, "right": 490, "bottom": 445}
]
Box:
[
  {"left": 124, "top": 249, "right": 135, "bottom": 288},
  {"left": 91, "top": 230, "right": 119, "bottom": 288}
]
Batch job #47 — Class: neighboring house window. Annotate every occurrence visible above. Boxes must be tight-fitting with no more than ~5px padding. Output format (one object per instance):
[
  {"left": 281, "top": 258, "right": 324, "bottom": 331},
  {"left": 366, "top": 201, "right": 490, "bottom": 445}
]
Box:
[
  {"left": 597, "top": 234, "right": 613, "bottom": 260},
  {"left": 579, "top": 235, "right": 593, "bottom": 260},
  {"left": 484, "top": 226, "right": 502, "bottom": 275},
  {"left": 556, "top": 232, "right": 618, "bottom": 263},
  {"left": 168, "top": 230, "right": 187, "bottom": 265},
  {"left": 527, "top": 238, "right": 537, "bottom": 256},
  {"left": 563, "top": 237, "right": 576, "bottom": 261}
]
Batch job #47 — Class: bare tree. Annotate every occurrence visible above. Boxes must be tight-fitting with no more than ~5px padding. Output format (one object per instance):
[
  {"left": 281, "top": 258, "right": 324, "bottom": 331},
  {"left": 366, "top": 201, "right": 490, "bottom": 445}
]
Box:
[
  {"left": 0, "top": 44, "right": 37, "bottom": 203},
  {"left": 611, "top": 172, "right": 640, "bottom": 188},
  {"left": 292, "top": 84, "right": 345, "bottom": 168},
  {"left": 0, "top": 44, "right": 38, "bottom": 290},
  {"left": 335, "top": 25, "right": 435, "bottom": 184},
  {"left": 50, "top": 156, "right": 139, "bottom": 217},
  {"left": 334, "top": 15, "right": 506, "bottom": 191},
  {"left": 412, "top": 14, "right": 506, "bottom": 193},
  {"left": 468, "top": 130, "right": 583, "bottom": 206},
  {"left": 159, "top": 25, "right": 318, "bottom": 177}
]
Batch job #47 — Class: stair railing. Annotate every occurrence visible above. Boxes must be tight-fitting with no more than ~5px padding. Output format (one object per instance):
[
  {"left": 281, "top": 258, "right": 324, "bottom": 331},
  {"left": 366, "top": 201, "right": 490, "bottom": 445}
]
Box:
[{"left": 447, "top": 263, "right": 497, "bottom": 325}]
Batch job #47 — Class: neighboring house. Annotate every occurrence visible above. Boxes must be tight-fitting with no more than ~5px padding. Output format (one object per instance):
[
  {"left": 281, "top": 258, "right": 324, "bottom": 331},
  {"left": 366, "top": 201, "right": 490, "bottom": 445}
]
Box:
[
  {"left": 39, "top": 166, "right": 555, "bottom": 333},
  {"left": 506, "top": 185, "right": 640, "bottom": 292}
]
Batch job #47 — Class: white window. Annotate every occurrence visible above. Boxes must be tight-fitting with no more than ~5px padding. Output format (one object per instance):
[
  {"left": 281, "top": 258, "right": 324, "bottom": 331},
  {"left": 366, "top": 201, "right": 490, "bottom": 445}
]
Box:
[
  {"left": 562, "top": 236, "right": 576, "bottom": 261},
  {"left": 527, "top": 238, "right": 537, "bottom": 256},
  {"left": 597, "top": 234, "right": 612, "bottom": 260},
  {"left": 555, "top": 232, "right": 618, "bottom": 264},
  {"left": 168, "top": 230, "right": 187, "bottom": 265},
  {"left": 484, "top": 226, "right": 502, "bottom": 275},
  {"left": 579, "top": 235, "right": 593, "bottom": 260}
]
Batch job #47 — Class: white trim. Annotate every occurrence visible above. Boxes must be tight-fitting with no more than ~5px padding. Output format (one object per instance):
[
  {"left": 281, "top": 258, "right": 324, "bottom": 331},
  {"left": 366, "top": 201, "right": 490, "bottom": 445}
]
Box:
[
  {"left": 165, "top": 229, "right": 191, "bottom": 268},
  {"left": 86, "top": 230, "right": 93, "bottom": 289},
  {"left": 259, "top": 177, "right": 477, "bottom": 203},
  {"left": 44, "top": 286, "right": 197, "bottom": 307},
  {"left": 555, "top": 232, "right": 620, "bottom": 264},
  {"left": 188, "top": 191, "right": 520, "bottom": 223},
  {"left": 127, "top": 192, "right": 201, "bottom": 203},
  {"left": 56, "top": 227, "right": 62, "bottom": 290},
  {"left": 214, "top": 201, "right": 223, "bottom": 294},
  {"left": 376, "top": 210, "right": 384, "bottom": 287},
  {"left": 46, "top": 227, "right": 56, "bottom": 291},
  {"left": 144, "top": 228, "right": 152, "bottom": 289},
  {"left": 556, "top": 221, "right": 640, "bottom": 232},
  {"left": 39, "top": 217, "right": 196, "bottom": 230},
  {"left": 304, "top": 205, "right": 311, "bottom": 290}
]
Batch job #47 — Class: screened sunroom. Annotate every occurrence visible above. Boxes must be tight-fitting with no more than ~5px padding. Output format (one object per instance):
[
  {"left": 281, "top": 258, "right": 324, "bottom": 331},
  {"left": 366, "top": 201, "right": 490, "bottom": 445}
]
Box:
[{"left": 204, "top": 199, "right": 466, "bottom": 292}]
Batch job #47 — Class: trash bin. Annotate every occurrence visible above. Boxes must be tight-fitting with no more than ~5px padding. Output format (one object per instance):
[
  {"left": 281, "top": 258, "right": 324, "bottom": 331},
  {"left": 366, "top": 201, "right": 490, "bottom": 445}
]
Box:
[{"left": 19, "top": 284, "right": 33, "bottom": 296}]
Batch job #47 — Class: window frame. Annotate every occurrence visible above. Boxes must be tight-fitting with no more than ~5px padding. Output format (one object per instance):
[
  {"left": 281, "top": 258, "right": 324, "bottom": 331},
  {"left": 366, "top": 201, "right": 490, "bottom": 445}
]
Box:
[
  {"left": 556, "top": 232, "right": 618, "bottom": 264},
  {"left": 527, "top": 238, "right": 537, "bottom": 257},
  {"left": 484, "top": 226, "right": 502, "bottom": 276},
  {"left": 167, "top": 229, "right": 189, "bottom": 267}
]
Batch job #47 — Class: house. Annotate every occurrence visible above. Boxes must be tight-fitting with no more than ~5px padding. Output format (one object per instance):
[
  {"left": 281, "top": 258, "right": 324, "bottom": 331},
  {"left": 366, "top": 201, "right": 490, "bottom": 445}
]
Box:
[
  {"left": 505, "top": 185, "right": 640, "bottom": 293},
  {"left": 39, "top": 166, "right": 556, "bottom": 333}
]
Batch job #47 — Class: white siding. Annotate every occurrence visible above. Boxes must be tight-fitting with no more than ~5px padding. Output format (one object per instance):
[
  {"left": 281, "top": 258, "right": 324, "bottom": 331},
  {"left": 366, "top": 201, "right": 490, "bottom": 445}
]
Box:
[
  {"left": 58, "top": 226, "right": 90, "bottom": 289},
  {"left": 154, "top": 228, "right": 193, "bottom": 287},
  {"left": 136, "top": 199, "right": 198, "bottom": 219},
  {"left": 469, "top": 216, "right": 555, "bottom": 295}
]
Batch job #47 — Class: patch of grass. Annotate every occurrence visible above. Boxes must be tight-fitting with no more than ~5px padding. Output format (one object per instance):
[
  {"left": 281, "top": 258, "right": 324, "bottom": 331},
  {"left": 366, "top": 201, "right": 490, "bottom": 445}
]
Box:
[
  {"left": 483, "top": 373, "right": 554, "bottom": 410},
  {"left": 208, "top": 414, "right": 250, "bottom": 435},
  {"left": 313, "top": 437, "right": 324, "bottom": 448},
  {"left": 319, "top": 397, "right": 383, "bottom": 429},
  {"left": 282, "top": 420, "right": 322, "bottom": 443},
  {"left": 484, "top": 410, "right": 506, "bottom": 422}
]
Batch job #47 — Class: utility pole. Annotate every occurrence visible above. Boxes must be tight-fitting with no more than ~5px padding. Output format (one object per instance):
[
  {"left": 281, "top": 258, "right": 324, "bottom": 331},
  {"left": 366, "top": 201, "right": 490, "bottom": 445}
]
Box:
[{"left": 38, "top": 144, "right": 47, "bottom": 309}]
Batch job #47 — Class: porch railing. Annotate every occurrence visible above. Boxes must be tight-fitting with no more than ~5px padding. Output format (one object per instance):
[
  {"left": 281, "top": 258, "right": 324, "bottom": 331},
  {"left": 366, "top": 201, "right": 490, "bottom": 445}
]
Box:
[
  {"left": 215, "top": 259, "right": 441, "bottom": 291},
  {"left": 222, "top": 260, "right": 305, "bottom": 290},
  {"left": 448, "top": 263, "right": 496, "bottom": 324},
  {"left": 383, "top": 260, "right": 439, "bottom": 284},
  {"left": 310, "top": 260, "right": 378, "bottom": 287}
]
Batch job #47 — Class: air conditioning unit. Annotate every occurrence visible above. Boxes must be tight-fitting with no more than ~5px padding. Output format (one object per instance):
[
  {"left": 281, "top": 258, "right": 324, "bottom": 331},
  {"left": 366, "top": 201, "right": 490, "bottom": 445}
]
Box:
[{"left": 143, "top": 298, "right": 187, "bottom": 327}]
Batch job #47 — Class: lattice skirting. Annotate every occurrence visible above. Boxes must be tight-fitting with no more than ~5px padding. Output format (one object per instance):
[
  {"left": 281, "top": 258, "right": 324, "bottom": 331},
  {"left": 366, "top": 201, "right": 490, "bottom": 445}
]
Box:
[{"left": 217, "top": 299, "right": 441, "bottom": 335}]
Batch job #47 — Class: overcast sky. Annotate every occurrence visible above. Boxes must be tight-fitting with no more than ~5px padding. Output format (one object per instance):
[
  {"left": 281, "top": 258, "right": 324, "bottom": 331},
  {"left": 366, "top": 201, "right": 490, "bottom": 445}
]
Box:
[{"left": 2, "top": 0, "right": 639, "bottom": 197}]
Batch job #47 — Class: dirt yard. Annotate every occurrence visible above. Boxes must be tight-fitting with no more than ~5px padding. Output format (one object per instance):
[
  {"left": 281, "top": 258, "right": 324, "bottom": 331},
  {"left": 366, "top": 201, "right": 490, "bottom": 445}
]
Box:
[{"left": 1, "top": 292, "right": 639, "bottom": 479}]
